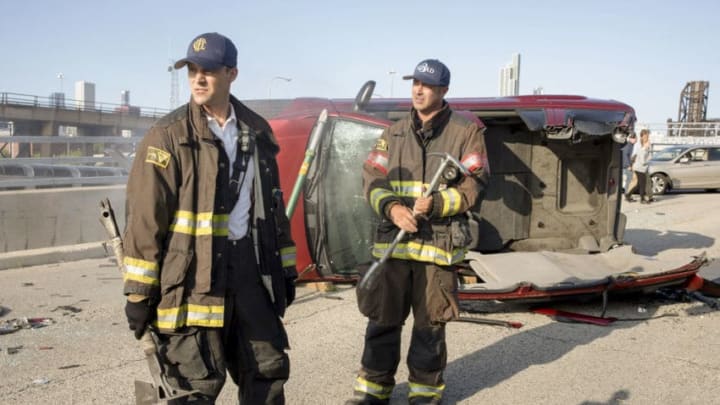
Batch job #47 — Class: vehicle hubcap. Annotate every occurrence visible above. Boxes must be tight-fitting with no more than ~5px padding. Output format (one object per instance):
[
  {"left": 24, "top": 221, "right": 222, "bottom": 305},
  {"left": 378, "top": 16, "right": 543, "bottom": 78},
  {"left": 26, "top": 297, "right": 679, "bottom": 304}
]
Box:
[{"left": 652, "top": 176, "right": 665, "bottom": 194}]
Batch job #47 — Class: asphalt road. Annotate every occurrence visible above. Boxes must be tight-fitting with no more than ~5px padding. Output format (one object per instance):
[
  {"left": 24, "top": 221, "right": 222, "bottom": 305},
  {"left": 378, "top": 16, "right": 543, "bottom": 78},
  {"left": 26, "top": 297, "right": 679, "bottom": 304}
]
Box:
[{"left": 1, "top": 192, "right": 719, "bottom": 404}]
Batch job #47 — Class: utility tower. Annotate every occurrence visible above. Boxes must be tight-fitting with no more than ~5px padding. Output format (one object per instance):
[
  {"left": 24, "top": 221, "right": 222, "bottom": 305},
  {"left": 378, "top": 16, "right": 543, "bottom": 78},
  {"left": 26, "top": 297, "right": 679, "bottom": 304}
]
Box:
[
  {"left": 168, "top": 60, "right": 179, "bottom": 109},
  {"left": 678, "top": 81, "right": 709, "bottom": 123}
]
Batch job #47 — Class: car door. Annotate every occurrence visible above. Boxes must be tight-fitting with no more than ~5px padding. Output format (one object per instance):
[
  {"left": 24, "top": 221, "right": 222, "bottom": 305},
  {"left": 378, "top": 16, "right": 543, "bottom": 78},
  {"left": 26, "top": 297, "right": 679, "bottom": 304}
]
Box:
[
  {"left": 671, "top": 148, "right": 707, "bottom": 189},
  {"left": 702, "top": 147, "right": 720, "bottom": 188}
]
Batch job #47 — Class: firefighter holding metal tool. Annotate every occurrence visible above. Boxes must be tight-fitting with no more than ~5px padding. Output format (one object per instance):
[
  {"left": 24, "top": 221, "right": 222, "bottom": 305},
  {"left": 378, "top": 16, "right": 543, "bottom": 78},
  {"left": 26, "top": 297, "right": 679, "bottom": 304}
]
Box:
[
  {"left": 122, "top": 32, "right": 297, "bottom": 404},
  {"left": 348, "top": 59, "right": 488, "bottom": 405}
]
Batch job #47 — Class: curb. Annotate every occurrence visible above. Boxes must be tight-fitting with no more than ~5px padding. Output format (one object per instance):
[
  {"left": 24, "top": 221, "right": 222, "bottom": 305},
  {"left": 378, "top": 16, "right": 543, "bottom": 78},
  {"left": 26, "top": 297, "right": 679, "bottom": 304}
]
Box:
[{"left": 0, "top": 242, "right": 110, "bottom": 271}]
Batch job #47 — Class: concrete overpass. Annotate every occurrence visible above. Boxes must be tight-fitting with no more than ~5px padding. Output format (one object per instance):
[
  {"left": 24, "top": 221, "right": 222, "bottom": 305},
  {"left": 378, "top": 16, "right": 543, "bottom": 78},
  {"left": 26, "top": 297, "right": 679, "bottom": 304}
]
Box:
[{"left": 0, "top": 92, "right": 167, "bottom": 156}]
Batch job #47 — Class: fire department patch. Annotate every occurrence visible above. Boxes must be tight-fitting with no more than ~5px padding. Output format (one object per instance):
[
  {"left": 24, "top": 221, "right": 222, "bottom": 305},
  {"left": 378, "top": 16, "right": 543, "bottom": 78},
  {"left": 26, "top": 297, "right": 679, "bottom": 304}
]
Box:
[
  {"left": 145, "top": 146, "right": 171, "bottom": 169},
  {"left": 374, "top": 139, "right": 388, "bottom": 151}
]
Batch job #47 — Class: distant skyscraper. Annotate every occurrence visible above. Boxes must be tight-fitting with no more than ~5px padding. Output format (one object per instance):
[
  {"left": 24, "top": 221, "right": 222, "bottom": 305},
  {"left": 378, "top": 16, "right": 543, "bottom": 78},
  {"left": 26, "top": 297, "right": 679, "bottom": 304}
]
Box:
[
  {"left": 499, "top": 53, "right": 521, "bottom": 96},
  {"left": 75, "top": 81, "right": 96, "bottom": 111}
]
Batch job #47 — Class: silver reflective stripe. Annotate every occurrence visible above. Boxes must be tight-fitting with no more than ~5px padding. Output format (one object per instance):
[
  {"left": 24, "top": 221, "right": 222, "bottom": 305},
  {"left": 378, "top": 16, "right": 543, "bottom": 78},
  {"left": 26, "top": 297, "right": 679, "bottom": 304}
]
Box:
[
  {"left": 353, "top": 377, "right": 393, "bottom": 399},
  {"left": 156, "top": 304, "right": 224, "bottom": 329},
  {"left": 408, "top": 382, "right": 445, "bottom": 398}
]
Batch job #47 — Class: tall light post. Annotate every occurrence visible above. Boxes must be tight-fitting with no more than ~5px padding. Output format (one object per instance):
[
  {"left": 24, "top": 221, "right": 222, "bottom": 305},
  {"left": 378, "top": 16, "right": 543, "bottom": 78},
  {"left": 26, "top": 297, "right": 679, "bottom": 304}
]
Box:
[
  {"left": 388, "top": 70, "right": 396, "bottom": 98},
  {"left": 268, "top": 76, "right": 292, "bottom": 99},
  {"left": 57, "top": 72, "right": 64, "bottom": 94}
]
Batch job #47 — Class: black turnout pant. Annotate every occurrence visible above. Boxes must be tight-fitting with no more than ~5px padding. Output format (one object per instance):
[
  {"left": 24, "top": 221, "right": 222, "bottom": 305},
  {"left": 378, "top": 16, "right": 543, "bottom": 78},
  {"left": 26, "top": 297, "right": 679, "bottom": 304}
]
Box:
[{"left": 162, "top": 236, "right": 290, "bottom": 404}]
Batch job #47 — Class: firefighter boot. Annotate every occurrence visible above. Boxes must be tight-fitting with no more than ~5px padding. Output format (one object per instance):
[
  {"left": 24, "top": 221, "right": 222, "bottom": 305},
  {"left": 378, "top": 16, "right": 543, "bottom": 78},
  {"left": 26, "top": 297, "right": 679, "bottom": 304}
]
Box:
[
  {"left": 346, "top": 375, "right": 393, "bottom": 405},
  {"left": 409, "top": 397, "right": 441, "bottom": 405},
  {"left": 344, "top": 394, "right": 389, "bottom": 405}
]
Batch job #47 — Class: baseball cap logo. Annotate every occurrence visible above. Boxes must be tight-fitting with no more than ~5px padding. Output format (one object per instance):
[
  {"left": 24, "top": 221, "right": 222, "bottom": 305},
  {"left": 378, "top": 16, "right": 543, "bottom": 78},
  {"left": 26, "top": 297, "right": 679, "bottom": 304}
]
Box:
[
  {"left": 192, "top": 38, "right": 207, "bottom": 53},
  {"left": 417, "top": 62, "right": 435, "bottom": 74}
]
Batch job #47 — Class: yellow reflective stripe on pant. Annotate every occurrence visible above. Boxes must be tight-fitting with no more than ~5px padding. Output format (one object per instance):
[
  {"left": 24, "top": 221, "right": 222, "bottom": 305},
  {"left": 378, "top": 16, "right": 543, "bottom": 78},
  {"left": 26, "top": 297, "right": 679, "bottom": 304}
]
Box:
[
  {"left": 372, "top": 241, "right": 465, "bottom": 265},
  {"left": 408, "top": 382, "right": 445, "bottom": 399},
  {"left": 353, "top": 376, "right": 393, "bottom": 400},
  {"left": 280, "top": 246, "right": 296, "bottom": 267},
  {"left": 123, "top": 256, "right": 160, "bottom": 286},
  {"left": 169, "top": 210, "right": 229, "bottom": 236},
  {"left": 156, "top": 303, "right": 224, "bottom": 329}
]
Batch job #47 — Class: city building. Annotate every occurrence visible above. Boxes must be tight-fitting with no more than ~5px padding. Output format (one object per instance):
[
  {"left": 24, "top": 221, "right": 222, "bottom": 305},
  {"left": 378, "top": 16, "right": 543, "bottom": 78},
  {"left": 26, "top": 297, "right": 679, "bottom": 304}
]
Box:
[
  {"left": 499, "top": 53, "right": 521, "bottom": 96},
  {"left": 75, "top": 81, "right": 96, "bottom": 111}
]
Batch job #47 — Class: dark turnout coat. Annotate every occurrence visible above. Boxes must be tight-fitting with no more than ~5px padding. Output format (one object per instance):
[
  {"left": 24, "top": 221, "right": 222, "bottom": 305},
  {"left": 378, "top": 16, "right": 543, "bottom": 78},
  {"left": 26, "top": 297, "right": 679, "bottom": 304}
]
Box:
[
  {"left": 122, "top": 96, "right": 296, "bottom": 333},
  {"left": 363, "top": 104, "right": 487, "bottom": 266},
  {"left": 362, "top": 104, "right": 488, "bottom": 265}
]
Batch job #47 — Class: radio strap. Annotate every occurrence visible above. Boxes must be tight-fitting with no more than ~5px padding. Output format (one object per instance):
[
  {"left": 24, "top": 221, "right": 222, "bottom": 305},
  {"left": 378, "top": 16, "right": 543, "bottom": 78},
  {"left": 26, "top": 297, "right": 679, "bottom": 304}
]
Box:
[{"left": 229, "top": 120, "right": 255, "bottom": 209}]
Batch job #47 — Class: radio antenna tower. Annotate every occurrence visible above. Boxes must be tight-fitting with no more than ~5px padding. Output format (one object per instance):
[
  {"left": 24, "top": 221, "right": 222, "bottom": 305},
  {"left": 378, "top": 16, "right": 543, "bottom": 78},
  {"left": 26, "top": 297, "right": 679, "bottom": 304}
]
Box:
[{"left": 168, "top": 60, "right": 179, "bottom": 109}]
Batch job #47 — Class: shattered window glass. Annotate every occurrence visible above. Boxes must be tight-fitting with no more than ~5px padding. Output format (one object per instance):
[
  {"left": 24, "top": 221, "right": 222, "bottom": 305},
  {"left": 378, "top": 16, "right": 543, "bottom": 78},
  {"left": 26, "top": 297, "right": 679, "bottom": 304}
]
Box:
[{"left": 322, "top": 119, "right": 383, "bottom": 273}]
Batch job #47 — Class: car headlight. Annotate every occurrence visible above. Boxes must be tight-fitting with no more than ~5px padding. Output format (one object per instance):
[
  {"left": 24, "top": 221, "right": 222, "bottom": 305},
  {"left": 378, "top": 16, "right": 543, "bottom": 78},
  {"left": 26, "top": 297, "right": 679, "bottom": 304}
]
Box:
[{"left": 612, "top": 129, "right": 627, "bottom": 144}]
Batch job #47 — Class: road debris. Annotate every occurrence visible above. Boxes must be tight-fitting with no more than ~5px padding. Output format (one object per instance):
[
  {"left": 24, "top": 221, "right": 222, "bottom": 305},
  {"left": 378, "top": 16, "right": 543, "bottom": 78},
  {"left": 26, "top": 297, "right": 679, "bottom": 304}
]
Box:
[
  {"left": 51, "top": 305, "right": 82, "bottom": 314},
  {"left": 8, "top": 345, "right": 23, "bottom": 354},
  {"left": 58, "top": 364, "right": 82, "bottom": 370},
  {"left": 0, "top": 317, "right": 55, "bottom": 335}
]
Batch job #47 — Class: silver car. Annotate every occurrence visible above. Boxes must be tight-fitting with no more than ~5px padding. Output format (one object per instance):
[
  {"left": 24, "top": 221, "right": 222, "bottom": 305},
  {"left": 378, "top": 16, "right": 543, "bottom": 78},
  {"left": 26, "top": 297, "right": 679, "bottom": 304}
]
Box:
[{"left": 649, "top": 144, "right": 720, "bottom": 194}]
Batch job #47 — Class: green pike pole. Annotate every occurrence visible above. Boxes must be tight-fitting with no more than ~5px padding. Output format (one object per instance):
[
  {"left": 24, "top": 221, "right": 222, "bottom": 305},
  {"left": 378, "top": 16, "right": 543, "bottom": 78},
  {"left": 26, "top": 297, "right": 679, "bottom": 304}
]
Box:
[{"left": 285, "top": 108, "right": 328, "bottom": 218}]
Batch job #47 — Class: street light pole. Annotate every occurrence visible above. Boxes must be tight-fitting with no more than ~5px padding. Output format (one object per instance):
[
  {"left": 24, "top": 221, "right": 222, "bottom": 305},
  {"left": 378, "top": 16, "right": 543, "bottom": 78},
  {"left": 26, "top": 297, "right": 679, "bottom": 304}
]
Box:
[
  {"left": 57, "top": 73, "right": 64, "bottom": 94},
  {"left": 388, "top": 70, "right": 396, "bottom": 98},
  {"left": 268, "top": 76, "right": 292, "bottom": 99}
]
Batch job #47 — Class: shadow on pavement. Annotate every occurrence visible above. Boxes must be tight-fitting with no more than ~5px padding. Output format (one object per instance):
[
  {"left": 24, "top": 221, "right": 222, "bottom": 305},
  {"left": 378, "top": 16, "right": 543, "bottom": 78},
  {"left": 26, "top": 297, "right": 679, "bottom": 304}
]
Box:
[
  {"left": 441, "top": 299, "right": 660, "bottom": 404},
  {"left": 623, "top": 228, "right": 714, "bottom": 256}
]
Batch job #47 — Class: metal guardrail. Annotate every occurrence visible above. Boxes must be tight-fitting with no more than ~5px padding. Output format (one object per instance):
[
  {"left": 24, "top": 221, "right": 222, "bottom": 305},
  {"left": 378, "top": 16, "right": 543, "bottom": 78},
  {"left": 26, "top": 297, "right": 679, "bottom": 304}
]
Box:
[
  {"left": 1, "top": 135, "right": 142, "bottom": 144},
  {"left": 639, "top": 121, "right": 720, "bottom": 138},
  {"left": 0, "top": 176, "right": 127, "bottom": 189},
  {"left": 0, "top": 92, "right": 170, "bottom": 119},
  {"left": 6, "top": 156, "right": 119, "bottom": 165},
  {"left": 0, "top": 135, "right": 134, "bottom": 189}
]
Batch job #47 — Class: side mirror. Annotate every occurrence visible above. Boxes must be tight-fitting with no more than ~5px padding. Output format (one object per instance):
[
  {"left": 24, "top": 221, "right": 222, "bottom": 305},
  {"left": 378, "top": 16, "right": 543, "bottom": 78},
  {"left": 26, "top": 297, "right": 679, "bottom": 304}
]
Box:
[{"left": 353, "top": 80, "right": 376, "bottom": 112}]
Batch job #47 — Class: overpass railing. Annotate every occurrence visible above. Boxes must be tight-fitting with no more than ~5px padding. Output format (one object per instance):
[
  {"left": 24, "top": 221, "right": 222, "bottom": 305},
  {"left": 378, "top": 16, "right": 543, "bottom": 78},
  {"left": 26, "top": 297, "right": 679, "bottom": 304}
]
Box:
[
  {"left": 0, "top": 92, "right": 170, "bottom": 119},
  {"left": 638, "top": 122, "right": 720, "bottom": 151}
]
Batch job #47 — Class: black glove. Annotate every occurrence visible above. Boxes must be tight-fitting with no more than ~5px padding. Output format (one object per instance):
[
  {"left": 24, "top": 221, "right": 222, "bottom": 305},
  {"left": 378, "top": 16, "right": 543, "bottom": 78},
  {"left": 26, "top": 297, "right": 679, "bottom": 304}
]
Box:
[
  {"left": 285, "top": 276, "right": 296, "bottom": 307},
  {"left": 124, "top": 299, "right": 156, "bottom": 340}
]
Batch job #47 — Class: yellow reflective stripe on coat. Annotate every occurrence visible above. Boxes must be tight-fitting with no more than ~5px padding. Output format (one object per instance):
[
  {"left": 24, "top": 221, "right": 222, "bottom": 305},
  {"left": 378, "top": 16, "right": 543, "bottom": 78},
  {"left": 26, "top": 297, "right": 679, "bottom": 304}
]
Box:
[
  {"left": 372, "top": 241, "right": 466, "bottom": 265},
  {"left": 352, "top": 376, "right": 393, "bottom": 400},
  {"left": 438, "top": 188, "right": 462, "bottom": 216},
  {"left": 123, "top": 256, "right": 160, "bottom": 286},
  {"left": 155, "top": 303, "right": 224, "bottom": 329},
  {"left": 280, "top": 246, "right": 297, "bottom": 267},
  {"left": 408, "top": 382, "right": 445, "bottom": 399},
  {"left": 169, "top": 210, "right": 229, "bottom": 236},
  {"left": 369, "top": 188, "right": 397, "bottom": 216},
  {"left": 389, "top": 180, "right": 424, "bottom": 197}
]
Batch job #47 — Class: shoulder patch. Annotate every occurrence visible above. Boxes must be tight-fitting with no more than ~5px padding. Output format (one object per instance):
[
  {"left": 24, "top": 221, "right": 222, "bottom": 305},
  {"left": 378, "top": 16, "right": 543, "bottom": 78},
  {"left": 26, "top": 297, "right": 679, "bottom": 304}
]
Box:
[
  {"left": 374, "top": 139, "right": 388, "bottom": 151},
  {"left": 145, "top": 146, "right": 171, "bottom": 169}
]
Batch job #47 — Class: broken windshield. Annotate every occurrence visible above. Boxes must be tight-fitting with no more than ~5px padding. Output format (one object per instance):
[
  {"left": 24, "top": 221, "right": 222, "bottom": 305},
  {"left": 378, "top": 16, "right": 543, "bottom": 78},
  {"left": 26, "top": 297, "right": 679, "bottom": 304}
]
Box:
[{"left": 320, "top": 118, "right": 384, "bottom": 273}]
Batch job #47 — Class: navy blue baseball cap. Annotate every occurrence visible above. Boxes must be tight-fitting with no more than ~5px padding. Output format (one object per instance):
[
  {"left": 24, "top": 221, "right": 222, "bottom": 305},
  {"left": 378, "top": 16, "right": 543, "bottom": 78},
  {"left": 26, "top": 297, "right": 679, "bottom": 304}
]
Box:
[
  {"left": 402, "top": 59, "right": 451, "bottom": 87},
  {"left": 174, "top": 32, "right": 237, "bottom": 70}
]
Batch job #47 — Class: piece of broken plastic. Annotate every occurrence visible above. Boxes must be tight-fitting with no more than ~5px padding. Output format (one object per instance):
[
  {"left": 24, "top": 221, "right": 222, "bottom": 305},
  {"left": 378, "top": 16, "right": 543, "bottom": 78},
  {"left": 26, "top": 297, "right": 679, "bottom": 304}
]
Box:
[{"left": 0, "top": 317, "right": 55, "bottom": 334}]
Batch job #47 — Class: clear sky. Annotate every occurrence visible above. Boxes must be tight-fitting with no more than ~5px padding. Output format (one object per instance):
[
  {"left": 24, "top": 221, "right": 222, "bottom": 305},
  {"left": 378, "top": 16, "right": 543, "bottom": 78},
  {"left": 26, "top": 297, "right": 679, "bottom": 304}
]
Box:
[{"left": 2, "top": 0, "right": 719, "bottom": 124}]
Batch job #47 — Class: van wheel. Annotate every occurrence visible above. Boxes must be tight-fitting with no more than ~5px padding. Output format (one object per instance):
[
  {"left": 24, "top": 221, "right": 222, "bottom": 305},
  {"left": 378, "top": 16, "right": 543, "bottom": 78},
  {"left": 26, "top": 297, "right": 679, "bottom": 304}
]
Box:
[{"left": 651, "top": 174, "right": 669, "bottom": 195}]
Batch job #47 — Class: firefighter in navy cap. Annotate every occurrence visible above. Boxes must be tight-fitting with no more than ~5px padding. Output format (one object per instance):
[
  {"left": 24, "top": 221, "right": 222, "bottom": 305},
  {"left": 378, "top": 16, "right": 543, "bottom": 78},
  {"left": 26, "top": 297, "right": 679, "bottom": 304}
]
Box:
[
  {"left": 347, "top": 59, "right": 488, "bottom": 404},
  {"left": 122, "top": 32, "right": 297, "bottom": 404}
]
